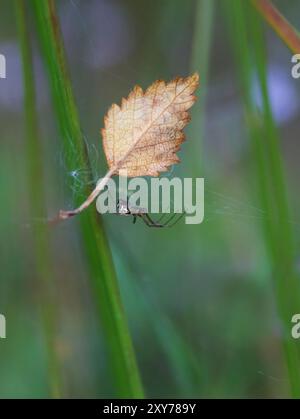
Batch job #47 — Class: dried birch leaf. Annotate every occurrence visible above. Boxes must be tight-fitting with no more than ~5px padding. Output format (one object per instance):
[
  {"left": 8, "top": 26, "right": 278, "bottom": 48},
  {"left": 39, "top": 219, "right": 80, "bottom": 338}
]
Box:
[
  {"left": 56, "top": 73, "right": 199, "bottom": 221},
  {"left": 102, "top": 73, "right": 199, "bottom": 177}
]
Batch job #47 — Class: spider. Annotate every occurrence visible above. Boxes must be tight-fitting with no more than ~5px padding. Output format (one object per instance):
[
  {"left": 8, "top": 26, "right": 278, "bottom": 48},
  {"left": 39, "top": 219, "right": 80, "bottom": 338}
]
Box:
[{"left": 116, "top": 199, "right": 185, "bottom": 228}]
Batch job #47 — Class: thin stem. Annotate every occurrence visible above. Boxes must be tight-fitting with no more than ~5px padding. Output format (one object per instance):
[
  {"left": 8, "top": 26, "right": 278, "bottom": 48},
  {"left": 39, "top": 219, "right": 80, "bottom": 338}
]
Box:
[
  {"left": 189, "top": 0, "right": 215, "bottom": 173},
  {"left": 249, "top": 5, "right": 300, "bottom": 397},
  {"left": 15, "top": 0, "right": 62, "bottom": 397},
  {"left": 30, "top": 0, "right": 144, "bottom": 398},
  {"left": 226, "top": 0, "right": 300, "bottom": 397},
  {"left": 251, "top": 0, "right": 300, "bottom": 53},
  {"left": 56, "top": 168, "right": 115, "bottom": 221}
]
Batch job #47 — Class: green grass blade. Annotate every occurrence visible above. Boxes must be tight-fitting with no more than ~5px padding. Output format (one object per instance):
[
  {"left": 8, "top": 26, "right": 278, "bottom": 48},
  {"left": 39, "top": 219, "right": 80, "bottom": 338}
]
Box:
[
  {"left": 251, "top": 0, "right": 300, "bottom": 53},
  {"left": 189, "top": 0, "right": 215, "bottom": 171},
  {"left": 30, "top": 0, "right": 144, "bottom": 398},
  {"left": 225, "top": 0, "right": 300, "bottom": 397},
  {"left": 15, "top": 0, "right": 62, "bottom": 397},
  {"left": 112, "top": 242, "right": 204, "bottom": 397},
  {"left": 248, "top": 5, "right": 300, "bottom": 397}
]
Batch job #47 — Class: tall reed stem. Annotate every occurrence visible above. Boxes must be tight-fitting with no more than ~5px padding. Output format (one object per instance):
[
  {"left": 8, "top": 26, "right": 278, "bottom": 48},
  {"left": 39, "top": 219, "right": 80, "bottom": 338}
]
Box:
[
  {"left": 227, "top": 0, "right": 300, "bottom": 397},
  {"left": 30, "top": 0, "right": 144, "bottom": 398},
  {"left": 251, "top": 0, "right": 300, "bottom": 53},
  {"left": 15, "top": 0, "right": 62, "bottom": 397}
]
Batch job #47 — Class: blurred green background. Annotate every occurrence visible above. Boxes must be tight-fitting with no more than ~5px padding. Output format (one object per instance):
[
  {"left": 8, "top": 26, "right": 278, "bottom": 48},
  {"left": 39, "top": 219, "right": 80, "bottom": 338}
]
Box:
[{"left": 1, "top": 0, "right": 300, "bottom": 398}]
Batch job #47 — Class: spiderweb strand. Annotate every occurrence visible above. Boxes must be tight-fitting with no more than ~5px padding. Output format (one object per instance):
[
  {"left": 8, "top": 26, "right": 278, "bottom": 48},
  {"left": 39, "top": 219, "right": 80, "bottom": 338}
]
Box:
[{"left": 49, "top": 167, "right": 116, "bottom": 224}]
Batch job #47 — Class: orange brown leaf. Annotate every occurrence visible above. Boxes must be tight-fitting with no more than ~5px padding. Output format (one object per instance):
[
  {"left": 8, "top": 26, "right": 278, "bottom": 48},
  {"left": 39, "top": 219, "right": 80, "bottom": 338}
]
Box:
[
  {"left": 102, "top": 73, "right": 199, "bottom": 177},
  {"left": 56, "top": 73, "right": 199, "bottom": 221}
]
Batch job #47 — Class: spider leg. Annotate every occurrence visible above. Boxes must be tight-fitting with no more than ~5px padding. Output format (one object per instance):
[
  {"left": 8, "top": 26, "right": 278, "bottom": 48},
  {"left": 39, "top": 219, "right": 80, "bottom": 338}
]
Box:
[
  {"left": 136, "top": 212, "right": 185, "bottom": 228},
  {"left": 139, "top": 213, "right": 164, "bottom": 228},
  {"left": 137, "top": 214, "right": 152, "bottom": 227},
  {"left": 161, "top": 213, "right": 178, "bottom": 226},
  {"left": 153, "top": 211, "right": 178, "bottom": 225},
  {"left": 161, "top": 212, "right": 186, "bottom": 227},
  {"left": 155, "top": 213, "right": 168, "bottom": 223}
]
